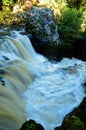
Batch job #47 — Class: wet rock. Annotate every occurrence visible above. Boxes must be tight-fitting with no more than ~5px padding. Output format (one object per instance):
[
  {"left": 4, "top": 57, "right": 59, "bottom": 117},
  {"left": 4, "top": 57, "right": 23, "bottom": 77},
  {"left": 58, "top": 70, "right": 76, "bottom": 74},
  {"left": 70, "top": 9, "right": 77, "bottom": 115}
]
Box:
[
  {"left": 82, "top": 82, "right": 86, "bottom": 94},
  {"left": 0, "top": 77, "right": 5, "bottom": 86},
  {"left": 19, "top": 119, "right": 44, "bottom": 130},
  {"left": 55, "top": 97, "right": 86, "bottom": 130},
  {"left": 3, "top": 56, "right": 9, "bottom": 61}
]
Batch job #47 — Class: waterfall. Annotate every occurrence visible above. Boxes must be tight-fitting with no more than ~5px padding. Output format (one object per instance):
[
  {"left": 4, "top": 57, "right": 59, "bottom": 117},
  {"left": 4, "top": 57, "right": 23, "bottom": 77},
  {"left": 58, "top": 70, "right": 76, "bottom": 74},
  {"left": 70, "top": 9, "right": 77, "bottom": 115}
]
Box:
[
  {"left": 0, "top": 29, "right": 36, "bottom": 130},
  {"left": 0, "top": 29, "right": 86, "bottom": 130}
]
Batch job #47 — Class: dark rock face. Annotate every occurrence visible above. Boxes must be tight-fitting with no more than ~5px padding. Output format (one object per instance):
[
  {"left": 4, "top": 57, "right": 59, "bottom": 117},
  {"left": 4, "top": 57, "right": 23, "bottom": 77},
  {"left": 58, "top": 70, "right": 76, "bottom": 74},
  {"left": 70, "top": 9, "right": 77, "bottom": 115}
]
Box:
[
  {"left": 0, "top": 77, "right": 5, "bottom": 86},
  {"left": 19, "top": 119, "right": 44, "bottom": 130},
  {"left": 71, "top": 38, "right": 86, "bottom": 61},
  {"left": 55, "top": 97, "right": 86, "bottom": 130},
  {"left": 18, "top": 6, "right": 59, "bottom": 45}
]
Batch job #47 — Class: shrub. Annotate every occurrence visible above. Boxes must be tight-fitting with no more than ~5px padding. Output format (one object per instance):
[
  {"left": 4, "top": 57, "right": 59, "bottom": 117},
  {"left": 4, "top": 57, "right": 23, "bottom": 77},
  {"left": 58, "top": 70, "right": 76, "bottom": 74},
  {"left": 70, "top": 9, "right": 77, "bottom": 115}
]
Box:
[
  {"left": 58, "top": 8, "right": 82, "bottom": 45},
  {"left": 67, "top": 0, "right": 86, "bottom": 9},
  {"left": 2, "top": 0, "right": 15, "bottom": 6}
]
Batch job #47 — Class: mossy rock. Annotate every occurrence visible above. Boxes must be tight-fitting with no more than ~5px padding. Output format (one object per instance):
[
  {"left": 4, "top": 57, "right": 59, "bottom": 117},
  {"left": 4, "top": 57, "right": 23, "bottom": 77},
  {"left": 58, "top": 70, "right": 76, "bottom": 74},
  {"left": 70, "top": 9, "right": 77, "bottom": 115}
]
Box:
[
  {"left": 19, "top": 119, "right": 44, "bottom": 130},
  {"left": 55, "top": 97, "right": 86, "bottom": 130}
]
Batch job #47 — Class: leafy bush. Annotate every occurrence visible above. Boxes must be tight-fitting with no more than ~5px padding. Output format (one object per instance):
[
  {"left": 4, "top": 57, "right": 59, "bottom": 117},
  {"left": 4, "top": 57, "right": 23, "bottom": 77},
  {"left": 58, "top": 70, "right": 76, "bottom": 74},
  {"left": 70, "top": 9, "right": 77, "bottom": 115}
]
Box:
[
  {"left": 58, "top": 8, "right": 82, "bottom": 45},
  {"left": 2, "top": 0, "right": 15, "bottom": 6},
  {"left": 67, "top": 0, "right": 86, "bottom": 9}
]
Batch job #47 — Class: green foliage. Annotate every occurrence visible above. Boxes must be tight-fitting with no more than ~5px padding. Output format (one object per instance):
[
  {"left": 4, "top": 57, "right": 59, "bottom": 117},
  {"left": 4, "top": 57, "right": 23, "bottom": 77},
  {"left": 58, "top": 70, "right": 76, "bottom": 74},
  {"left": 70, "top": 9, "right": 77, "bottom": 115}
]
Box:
[
  {"left": 28, "top": 123, "right": 36, "bottom": 129},
  {"left": 0, "top": 10, "right": 14, "bottom": 24},
  {"left": 67, "top": 0, "right": 86, "bottom": 9},
  {"left": 71, "top": 115, "right": 85, "bottom": 130},
  {"left": 19, "top": 120, "right": 44, "bottom": 130},
  {"left": 2, "top": 0, "right": 15, "bottom": 6},
  {"left": 58, "top": 8, "right": 82, "bottom": 45}
]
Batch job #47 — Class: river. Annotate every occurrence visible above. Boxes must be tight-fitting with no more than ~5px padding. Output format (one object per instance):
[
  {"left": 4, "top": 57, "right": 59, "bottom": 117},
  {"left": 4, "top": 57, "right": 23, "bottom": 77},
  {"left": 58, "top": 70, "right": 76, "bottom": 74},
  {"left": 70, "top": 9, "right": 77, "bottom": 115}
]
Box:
[{"left": 0, "top": 28, "right": 86, "bottom": 130}]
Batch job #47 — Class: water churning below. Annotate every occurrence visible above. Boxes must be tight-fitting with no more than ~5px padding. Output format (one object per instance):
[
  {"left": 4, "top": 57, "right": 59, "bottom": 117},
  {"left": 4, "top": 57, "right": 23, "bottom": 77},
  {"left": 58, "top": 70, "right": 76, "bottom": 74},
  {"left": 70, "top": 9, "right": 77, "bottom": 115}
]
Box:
[
  {"left": 0, "top": 29, "right": 86, "bottom": 130},
  {"left": 24, "top": 58, "right": 86, "bottom": 130}
]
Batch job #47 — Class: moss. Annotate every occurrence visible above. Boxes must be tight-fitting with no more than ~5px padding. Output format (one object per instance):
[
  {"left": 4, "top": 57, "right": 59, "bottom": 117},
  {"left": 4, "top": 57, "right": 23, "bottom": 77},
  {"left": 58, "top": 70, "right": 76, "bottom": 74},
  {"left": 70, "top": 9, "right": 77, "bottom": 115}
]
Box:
[
  {"left": 55, "top": 98, "right": 86, "bottom": 130},
  {"left": 19, "top": 119, "right": 44, "bottom": 130},
  {"left": 71, "top": 115, "right": 85, "bottom": 130}
]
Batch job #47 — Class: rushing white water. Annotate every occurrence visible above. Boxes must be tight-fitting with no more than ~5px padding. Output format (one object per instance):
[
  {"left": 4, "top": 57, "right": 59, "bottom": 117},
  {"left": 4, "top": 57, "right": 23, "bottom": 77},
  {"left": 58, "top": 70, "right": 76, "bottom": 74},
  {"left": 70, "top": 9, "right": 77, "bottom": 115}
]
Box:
[
  {"left": 0, "top": 29, "right": 36, "bottom": 130},
  {"left": 0, "top": 29, "right": 86, "bottom": 130},
  {"left": 24, "top": 58, "right": 86, "bottom": 130}
]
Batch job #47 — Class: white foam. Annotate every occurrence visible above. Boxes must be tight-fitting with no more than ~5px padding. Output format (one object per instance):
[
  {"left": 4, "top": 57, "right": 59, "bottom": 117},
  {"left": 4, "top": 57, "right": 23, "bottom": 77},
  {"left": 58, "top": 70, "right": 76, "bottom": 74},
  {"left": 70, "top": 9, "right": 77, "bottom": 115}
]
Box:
[
  {"left": 24, "top": 58, "right": 86, "bottom": 130},
  {"left": 0, "top": 30, "right": 86, "bottom": 130}
]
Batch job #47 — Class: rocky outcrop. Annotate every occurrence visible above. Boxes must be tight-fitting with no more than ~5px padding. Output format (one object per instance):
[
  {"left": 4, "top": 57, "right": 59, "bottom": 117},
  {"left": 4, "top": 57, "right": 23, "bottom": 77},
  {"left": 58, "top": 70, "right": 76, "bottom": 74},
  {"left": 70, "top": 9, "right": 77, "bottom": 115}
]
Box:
[
  {"left": 18, "top": 6, "right": 59, "bottom": 45},
  {"left": 55, "top": 97, "right": 86, "bottom": 130},
  {"left": 19, "top": 119, "right": 44, "bottom": 130}
]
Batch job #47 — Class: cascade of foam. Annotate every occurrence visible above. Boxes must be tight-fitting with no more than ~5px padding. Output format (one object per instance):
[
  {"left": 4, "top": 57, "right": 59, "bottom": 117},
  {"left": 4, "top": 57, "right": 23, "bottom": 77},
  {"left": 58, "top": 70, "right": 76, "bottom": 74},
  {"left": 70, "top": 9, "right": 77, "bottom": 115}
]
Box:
[
  {"left": 0, "top": 29, "right": 86, "bottom": 130},
  {"left": 0, "top": 30, "right": 36, "bottom": 62},
  {"left": 24, "top": 58, "right": 86, "bottom": 130},
  {"left": 0, "top": 84, "right": 25, "bottom": 130},
  {"left": 0, "top": 30, "right": 36, "bottom": 130}
]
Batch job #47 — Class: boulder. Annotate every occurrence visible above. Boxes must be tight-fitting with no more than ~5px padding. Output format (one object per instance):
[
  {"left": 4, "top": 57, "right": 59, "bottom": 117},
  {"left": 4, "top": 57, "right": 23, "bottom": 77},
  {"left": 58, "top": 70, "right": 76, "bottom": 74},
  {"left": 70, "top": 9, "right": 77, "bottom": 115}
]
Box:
[
  {"left": 18, "top": 6, "right": 59, "bottom": 45},
  {"left": 19, "top": 119, "right": 44, "bottom": 130}
]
